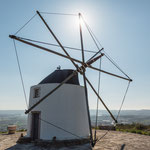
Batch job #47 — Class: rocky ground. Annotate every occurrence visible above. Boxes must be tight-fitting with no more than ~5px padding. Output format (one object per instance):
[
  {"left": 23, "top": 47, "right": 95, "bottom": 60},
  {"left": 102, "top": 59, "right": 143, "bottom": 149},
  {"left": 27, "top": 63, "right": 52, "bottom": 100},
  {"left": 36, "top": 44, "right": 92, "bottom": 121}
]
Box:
[{"left": 0, "top": 130, "right": 150, "bottom": 150}]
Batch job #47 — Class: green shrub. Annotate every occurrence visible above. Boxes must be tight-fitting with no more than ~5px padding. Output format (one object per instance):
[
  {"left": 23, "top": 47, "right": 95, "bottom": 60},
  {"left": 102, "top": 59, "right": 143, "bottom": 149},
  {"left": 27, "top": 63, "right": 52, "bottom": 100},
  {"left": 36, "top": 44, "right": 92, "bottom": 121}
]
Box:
[
  {"left": 136, "top": 130, "right": 142, "bottom": 134},
  {"left": 130, "top": 129, "right": 136, "bottom": 133},
  {"left": 115, "top": 123, "right": 150, "bottom": 136},
  {"left": 135, "top": 124, "right": 146, "bottom": 130}
]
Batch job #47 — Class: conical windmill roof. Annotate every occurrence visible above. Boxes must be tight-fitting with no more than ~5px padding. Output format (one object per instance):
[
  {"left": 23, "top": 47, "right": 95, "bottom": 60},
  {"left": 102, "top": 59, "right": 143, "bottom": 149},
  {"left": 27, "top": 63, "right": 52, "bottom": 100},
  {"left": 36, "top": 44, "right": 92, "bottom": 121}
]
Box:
[{"left": 39, "top": 69, "right": 79, "bottom": 85}]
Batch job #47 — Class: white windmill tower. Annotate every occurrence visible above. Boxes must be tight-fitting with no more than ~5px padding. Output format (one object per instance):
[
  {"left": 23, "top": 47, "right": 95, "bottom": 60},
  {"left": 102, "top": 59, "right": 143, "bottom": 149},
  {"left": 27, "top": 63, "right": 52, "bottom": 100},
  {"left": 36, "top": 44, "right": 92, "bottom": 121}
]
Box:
[
  {"left": 26, "top": 69, "right": 90, "bottom": 141},
  {"left": 9, "top": 11, "right": 132, "bottom": 147}
]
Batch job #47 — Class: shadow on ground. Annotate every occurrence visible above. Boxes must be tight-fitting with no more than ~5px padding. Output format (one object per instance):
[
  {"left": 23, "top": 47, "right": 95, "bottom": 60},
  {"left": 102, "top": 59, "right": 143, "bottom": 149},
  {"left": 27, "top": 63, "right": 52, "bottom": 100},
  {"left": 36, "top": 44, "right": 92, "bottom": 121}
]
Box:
[
  {"left": 6, "top": 143, "right": 92, "bottom": 150},
  {"left": 120, "top": 144, "right": 126, "bottom": 150}
]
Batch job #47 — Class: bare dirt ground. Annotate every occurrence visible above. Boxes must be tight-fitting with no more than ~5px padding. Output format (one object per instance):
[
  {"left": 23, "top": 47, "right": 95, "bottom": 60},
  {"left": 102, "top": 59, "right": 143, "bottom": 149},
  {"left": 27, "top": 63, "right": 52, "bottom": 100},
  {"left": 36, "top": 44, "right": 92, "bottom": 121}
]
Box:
[
  {"left": 94, "top": 130, "right": 150, "bottom": 150},
  {"left": 0, "top": 130, "right": 150, "bottom": 150}
]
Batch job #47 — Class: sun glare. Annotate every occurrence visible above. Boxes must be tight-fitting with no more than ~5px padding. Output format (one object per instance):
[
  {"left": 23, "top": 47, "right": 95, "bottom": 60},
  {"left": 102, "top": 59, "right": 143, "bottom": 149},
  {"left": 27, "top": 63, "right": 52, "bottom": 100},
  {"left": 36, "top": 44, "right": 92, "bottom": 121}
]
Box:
[
  {"left": 78, "top": 14, "right": 84, "bottom": 27},
  {"left": 69, "top": 13, "right": 88, "bottom": 32}
]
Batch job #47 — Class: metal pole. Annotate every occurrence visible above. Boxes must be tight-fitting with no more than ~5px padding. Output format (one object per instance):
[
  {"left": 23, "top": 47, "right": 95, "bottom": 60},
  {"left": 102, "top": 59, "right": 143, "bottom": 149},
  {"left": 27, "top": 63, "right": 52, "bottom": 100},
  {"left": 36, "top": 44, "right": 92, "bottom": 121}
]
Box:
[{"left": 78, "top": 13, "right": 94, "bottom": 147}]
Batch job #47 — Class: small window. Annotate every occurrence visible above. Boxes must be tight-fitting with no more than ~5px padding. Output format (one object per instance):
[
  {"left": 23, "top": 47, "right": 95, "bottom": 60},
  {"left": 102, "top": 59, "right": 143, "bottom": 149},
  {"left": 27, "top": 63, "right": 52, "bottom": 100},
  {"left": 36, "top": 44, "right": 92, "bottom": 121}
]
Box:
[{"left": 34, "top": 88, "right": 40, "bottom": 98}]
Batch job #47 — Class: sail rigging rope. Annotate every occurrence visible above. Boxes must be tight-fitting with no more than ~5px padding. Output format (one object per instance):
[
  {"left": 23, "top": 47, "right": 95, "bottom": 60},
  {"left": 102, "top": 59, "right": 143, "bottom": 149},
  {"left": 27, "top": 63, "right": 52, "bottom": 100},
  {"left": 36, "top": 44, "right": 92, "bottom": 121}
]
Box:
[
  {"left": 15, "top": 36, "right": 97, "bottom": 54},
  {"left": 96, "top": 130, "right": 109, "bottom": 143},
  {"left": 14, "top": 13, "right": 37, "bottom": 35},
  {"left": 39, "top": 117, "right": 83, "bottom": 139},
  {"left": 95, "top": 81, "right": 131, "bottom": 144},
  {"left": 39, "top": 12, "right": 78, "bottom": 16},
  {"left": 13, "top": 40, "right": 28, "bottom": 108},
  {"left": 14, "top": 12, "right": 77, "bottom": 36},
  {"left": 81, "top": 16, "right": 103, "bottom": 52},
  {"left": 103, "top": 53, "right": 131, "bottom": 79},
  {"left": 116, "top": 81, "right": 131, "bottom": 120},
  {"left": 13, "top": 11, "right": 131, "bottom": 81},
  {"left": 81, "top": 15, "right": 103, "bottom": 49},
  {"left": 81, "top": 16, "right": 132, "bottom": 144},
  {"left": 94, "top": 57, "right": 102, "bottom": 142},
  {"left": 81, "top": 15, "right": 131, "bottom": 80}
]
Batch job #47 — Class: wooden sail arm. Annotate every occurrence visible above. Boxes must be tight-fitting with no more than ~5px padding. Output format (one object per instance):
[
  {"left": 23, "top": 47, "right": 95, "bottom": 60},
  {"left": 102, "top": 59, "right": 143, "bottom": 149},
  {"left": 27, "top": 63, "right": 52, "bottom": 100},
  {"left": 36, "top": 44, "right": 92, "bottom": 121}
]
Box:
[
  {"left": 87, "top": 48, "right": 104, "bottom": 62},
  {"left": 36, "top": 11, "right": 78, "bottom": 70},
  {"left": 9, "top": 35, "right": 132, "bottom": 82},
  {"left": 85, "top": 76, "right": 118, "bottom": 123},
  {"left": 87, "top": 53, "right": 104, "bottom": 66},
  {"left": 89, "top": 65, "right": 132, "bottom": 82},
  {"left": 9, "top": 35, "right": 84, "bottom": 65}
]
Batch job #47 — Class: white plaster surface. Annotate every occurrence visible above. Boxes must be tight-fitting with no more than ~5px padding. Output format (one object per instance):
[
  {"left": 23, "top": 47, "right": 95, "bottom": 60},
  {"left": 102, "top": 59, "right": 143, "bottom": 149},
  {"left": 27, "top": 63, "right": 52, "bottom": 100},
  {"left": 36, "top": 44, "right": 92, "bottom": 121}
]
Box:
[{"left": 27, "top": 83, "right": 90, "bottom": 140}]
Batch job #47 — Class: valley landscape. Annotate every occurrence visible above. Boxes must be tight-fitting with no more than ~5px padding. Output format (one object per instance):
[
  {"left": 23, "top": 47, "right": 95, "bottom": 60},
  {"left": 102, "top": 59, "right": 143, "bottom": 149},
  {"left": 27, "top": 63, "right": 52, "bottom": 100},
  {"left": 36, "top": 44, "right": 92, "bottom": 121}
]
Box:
[
  {"left": 0, "top": 110, "right": 150, "bottom": 132},
  {"left": 1, "top": 110, "right": 149, "bottom": 149}
]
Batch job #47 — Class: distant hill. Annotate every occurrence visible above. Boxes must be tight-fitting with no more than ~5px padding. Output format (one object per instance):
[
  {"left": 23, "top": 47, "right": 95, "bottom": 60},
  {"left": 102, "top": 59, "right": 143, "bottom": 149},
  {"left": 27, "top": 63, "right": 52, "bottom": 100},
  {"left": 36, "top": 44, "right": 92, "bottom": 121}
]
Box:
[
  {"left": 90, "top": 109, "right": 150, "bottom": 125},
  {"left": 0, "top": 109, "right": 150, "bottom": 132},
  {"left": 0, "top": 110, "right": 27, "bottom": 132},
  {"left": 0, "top": 110, "right": 25, "bottom": 115},
  {"left": 1, "top": 109, "right": 150, "bottom": 116},
  {"left": 90, "top": 109, "right": 150, "bottom": 116}
]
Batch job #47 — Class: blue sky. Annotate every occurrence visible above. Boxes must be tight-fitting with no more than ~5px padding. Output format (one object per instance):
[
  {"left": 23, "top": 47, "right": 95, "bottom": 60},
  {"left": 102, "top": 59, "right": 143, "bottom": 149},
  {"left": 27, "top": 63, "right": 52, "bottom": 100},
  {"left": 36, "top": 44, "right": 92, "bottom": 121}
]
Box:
[{"left": 0, "top": 0, "right": 150, "bottom": 110}]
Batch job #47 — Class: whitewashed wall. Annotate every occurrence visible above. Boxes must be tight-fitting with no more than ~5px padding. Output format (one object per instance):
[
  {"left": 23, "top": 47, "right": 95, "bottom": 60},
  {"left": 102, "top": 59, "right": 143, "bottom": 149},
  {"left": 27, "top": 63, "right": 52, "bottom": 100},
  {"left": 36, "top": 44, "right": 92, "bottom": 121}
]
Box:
[{"left": 27, "top": 83, "right": 90, "bottom": 140}]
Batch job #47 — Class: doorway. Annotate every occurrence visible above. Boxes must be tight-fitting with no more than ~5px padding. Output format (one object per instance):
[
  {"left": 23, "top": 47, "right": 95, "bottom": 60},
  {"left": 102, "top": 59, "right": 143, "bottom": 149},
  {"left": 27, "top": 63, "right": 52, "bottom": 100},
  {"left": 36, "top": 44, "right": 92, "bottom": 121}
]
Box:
[{"left": 31, "top": 111, "right": 40, "bottom": 140}]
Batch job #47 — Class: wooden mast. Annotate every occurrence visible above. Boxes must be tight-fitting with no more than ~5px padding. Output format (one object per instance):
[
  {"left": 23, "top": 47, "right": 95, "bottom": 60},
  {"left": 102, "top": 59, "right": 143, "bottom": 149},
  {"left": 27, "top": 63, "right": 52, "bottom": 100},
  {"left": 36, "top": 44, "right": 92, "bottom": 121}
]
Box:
[{"left": 78, "top": 13, "right": 94, "bottom": 147}]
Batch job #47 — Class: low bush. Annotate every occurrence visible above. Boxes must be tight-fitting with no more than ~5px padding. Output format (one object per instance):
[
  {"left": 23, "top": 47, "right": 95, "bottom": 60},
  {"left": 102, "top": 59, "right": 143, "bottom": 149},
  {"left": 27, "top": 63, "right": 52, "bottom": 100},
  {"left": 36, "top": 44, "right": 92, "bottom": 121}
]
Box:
[{"left": 116, "top": 123, "right": 150, "bottom": 136}]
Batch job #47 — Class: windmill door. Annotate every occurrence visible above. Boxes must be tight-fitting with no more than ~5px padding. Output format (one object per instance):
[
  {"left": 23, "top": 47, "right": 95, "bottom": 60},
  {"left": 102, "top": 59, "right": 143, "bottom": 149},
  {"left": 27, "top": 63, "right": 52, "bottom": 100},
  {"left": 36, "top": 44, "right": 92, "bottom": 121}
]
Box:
[{"left": 31, "top": 112, "right": 40, "bottom": 140}]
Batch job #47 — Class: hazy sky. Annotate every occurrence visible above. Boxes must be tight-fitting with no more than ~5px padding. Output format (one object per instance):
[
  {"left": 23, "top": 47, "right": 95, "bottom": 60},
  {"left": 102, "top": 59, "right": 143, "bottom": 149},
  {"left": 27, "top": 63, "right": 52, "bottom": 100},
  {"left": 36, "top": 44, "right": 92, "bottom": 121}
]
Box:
[{"left": 0, "top": 0, "right": 150, "bottom": 110}]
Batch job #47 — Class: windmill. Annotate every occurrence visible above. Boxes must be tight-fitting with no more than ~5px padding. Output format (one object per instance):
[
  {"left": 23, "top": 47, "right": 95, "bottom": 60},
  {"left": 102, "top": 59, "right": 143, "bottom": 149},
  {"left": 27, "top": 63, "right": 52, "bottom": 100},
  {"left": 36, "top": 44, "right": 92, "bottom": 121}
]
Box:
[{"left": 9, "top": 11, "right": 132, "bottom": 147}]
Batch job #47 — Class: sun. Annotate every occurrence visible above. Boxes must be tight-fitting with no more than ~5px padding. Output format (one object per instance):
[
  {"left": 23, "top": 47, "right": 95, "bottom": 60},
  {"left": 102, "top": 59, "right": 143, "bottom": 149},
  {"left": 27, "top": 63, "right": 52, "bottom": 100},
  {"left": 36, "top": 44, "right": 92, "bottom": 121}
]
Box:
[
  {"left": 68, "top": 12, "right": 88, "bottom": 33},
  {"left": 78, "top": 13, "right": 85, "bottom": 27}
]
